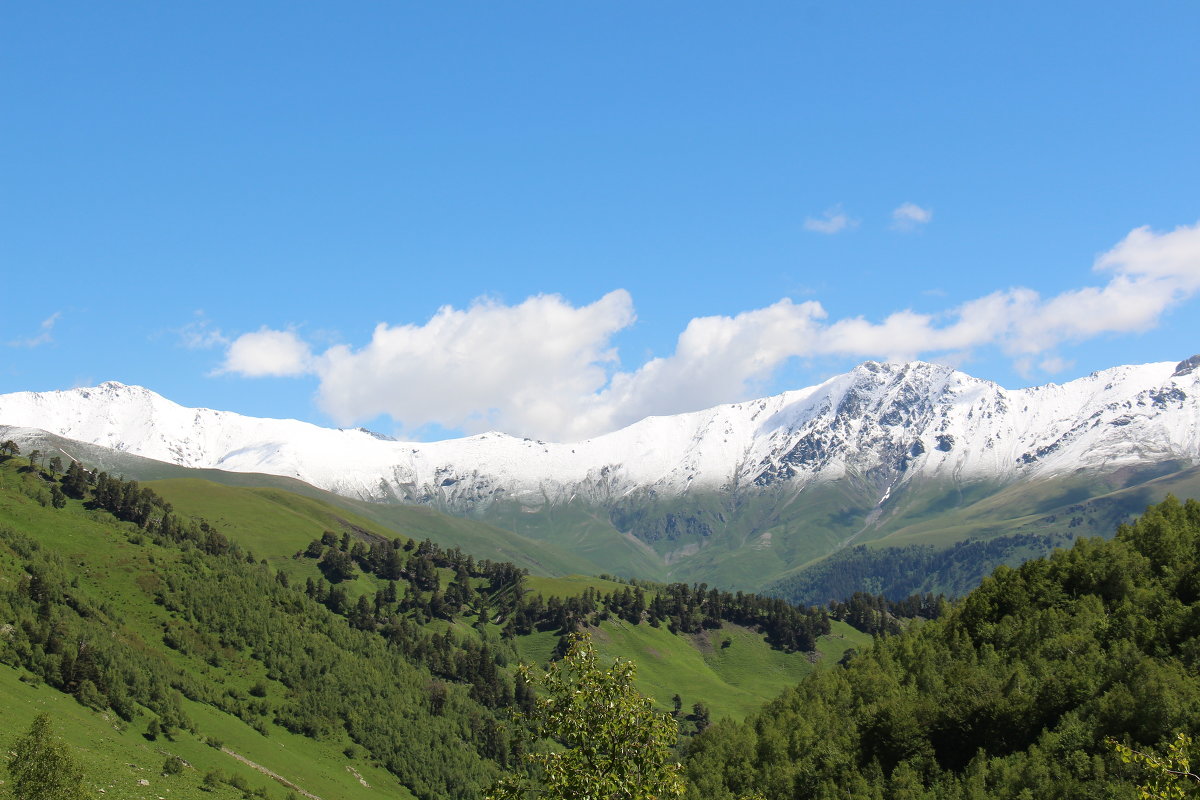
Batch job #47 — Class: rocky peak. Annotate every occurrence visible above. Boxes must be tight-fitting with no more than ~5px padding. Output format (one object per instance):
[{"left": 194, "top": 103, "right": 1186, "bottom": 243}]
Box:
[{"left": 1173, "top": 354, "right": 1200, "bottom": 377}]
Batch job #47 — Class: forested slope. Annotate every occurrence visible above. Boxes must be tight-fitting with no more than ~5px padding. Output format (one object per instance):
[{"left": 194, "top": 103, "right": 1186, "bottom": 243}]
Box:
[
  {"left": 685, "top": 495, "right": 1200, "bottom": 799},
  {"left": 0, "top": 450, "right": 859, "bottom": 798},
  {"left": 0, "top": 456, "right": 502, "bottom": 798}
]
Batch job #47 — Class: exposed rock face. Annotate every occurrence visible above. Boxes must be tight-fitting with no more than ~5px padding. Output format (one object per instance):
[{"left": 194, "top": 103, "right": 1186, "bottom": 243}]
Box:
[{"left": 1173, "top": 354, "right": 1200, "bottom": 377}]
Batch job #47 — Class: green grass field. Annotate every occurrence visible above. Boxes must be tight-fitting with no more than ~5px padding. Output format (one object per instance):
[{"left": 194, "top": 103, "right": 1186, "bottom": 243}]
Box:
[{"left": 523, "top": 573, "right": 632, "bottom": 599}]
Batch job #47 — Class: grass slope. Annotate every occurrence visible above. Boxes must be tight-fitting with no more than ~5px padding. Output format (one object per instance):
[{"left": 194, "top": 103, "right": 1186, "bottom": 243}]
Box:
[
  {"left": 766, "top": 464, "right": 1200, "bottom": 603},
  {"left": 513, "top": 619, "right": 869, "bottom": 722},
  {"left": 0, "top": 674, "right": 415, "bottom": 800},
  {"left": 141, "top": 475, "right": 866, "bottom": 722},
  {"left": 0, "top": 461, "right": 415, "bottom": 800},
  {"left": 2, "top": 426, "right": 595, "bottom": 578}
]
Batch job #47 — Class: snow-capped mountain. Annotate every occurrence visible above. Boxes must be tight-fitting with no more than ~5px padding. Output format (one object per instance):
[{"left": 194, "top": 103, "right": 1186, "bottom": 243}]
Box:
[{"left": 1, "top": 356, "right": 1198, "bottom": 516}]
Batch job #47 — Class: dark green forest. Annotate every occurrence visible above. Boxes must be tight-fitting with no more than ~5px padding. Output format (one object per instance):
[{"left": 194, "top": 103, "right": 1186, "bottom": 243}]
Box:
[
  {"left": 767, "top": 532, "right": 1078, "bottom": 607},
  {"left": 685, "top": 496, "right": 1200, "bottom": 798}
]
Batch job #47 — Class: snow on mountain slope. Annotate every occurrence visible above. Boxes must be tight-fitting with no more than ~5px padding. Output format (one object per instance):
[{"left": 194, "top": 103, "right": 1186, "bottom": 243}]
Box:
[{"left": 1, "top": 357, "right": 1198, "bottom": 513}]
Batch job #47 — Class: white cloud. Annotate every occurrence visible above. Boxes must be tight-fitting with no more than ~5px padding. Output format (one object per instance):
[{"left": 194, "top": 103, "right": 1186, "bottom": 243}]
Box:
[
  {"left": 891, "top": 202, "right": 933, "bottom": 231},
  {"left": 313, "top": 291, "right": 635, "bottom": 439},
  {"left": 219, "top": 221, "right": 1200, "bottom": 441},
  {"left": 218, "top": 328, "right": 313, "bottom": 377},
  {"left": 177, "top": 312, "right": 229, "bottom": 350},
  {"left": 584, "top": 299, "right": 829, "bottom": 435},
  {"left": 7, "top": 312, "right": 60, "bottom": 348},
  {"left": 1038, "top": 355, "right": 1074, "bottom": 374},
  {"left": 803, "top": 205, "right": 857, "bottom": 234}
]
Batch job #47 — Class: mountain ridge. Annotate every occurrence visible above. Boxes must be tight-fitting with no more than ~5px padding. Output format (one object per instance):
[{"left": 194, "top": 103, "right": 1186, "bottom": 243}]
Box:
[
  {"left": 2, "top": 356, "right": 1198, "bottom": 589},
  {"left": 1, "top": 357, "right": 1196, "bottom": 508}
]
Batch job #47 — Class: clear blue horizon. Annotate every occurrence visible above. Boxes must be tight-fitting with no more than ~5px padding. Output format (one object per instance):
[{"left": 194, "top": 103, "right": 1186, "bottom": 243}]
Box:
[{"left": 4, "top": 2, "right": 1199, "bottom": 441}]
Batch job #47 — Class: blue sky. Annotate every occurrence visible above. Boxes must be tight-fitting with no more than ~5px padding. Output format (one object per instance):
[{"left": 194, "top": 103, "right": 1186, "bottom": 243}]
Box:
[{"left": 4, "top": 2, "right": 1199, "bottom": 441}]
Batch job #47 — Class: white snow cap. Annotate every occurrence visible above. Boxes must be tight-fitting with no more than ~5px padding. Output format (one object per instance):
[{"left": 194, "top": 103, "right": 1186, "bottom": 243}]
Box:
[{"left": 0, "top": 357, "right": 1197, "bottom": 512}]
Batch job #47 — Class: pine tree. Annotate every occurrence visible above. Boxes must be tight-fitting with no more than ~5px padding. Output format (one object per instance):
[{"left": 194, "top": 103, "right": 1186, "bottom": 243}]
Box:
[{"left": 62, "top": 460, "right": 88, "bottom": 497}]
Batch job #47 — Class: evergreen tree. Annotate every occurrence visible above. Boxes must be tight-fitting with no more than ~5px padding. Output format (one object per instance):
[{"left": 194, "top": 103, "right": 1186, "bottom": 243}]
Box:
[{"left": 62, "top": 460, "right": 88, "bottom": 497}]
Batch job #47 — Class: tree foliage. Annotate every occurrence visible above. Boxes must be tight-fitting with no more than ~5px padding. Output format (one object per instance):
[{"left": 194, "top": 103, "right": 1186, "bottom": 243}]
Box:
[
  {"left": 684, "top": 495, "right": 1200, "bottom": 799},
  {"left": 1111, "top": 733, "right": 1200, "bottom": 799},
  {"left": 5, "top": 713, "right": 87, "bottom": 800},
  {"left": 487, "top": 632, "right": 684, "bottom": 800}
]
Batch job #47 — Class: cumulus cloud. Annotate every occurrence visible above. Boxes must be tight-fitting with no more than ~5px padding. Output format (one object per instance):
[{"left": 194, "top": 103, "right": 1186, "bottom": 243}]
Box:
[
  {"left": 314, "top": 291, "right": 635, "bottom": 438},
  {"left": 584, "top": 299, "right": 829, "bottom": 434},
  {"left": 219, "top": 221, "right": 1200, "bottom": 441},
  {"left": 891, "top": 202, "right": 933, "bottom": 231},
  {"left": 803, "top": 205, "right": 857, "bottom": 234},
  {"left": 218, "top": 328, "right": 313, "bottom": 377},
  {"left": 7, "top": 312, "right": 60, "bottom": 348}
]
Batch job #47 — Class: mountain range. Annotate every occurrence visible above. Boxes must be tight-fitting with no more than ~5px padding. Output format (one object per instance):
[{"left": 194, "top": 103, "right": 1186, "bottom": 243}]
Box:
[{"left": 3, "top": 354, "right": 1199, "bottom": 594}]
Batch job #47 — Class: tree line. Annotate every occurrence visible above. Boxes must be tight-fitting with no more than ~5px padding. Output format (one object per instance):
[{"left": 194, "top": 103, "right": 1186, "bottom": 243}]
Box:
[{"left": 299, "top": 529, "right": 835, "bottom": 655}]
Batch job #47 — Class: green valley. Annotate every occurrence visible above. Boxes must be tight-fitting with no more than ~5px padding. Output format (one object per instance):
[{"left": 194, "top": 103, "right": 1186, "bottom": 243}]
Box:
[{"left": 0, "top": 452, "right": 862, "bottom": 799}]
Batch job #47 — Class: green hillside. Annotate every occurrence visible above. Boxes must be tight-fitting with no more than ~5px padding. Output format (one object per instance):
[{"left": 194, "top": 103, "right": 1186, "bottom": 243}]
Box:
[
  {"left": 472, "top": 461, "right": 1200, "bottom": 594},
  {"left": 0, "top": 459, "right": 422, "bottom": 800},
  {"left": 0, "top": 453, "right": 865, "bottom": 799},
  {"left": 769, "top": 463, "right": 1200, "bottom": 604},
  {"left": 11, "top": 425, "right": 1198, "bottom": 600},
  {"left": 1, "top": 670, "right": 415, "bottom": 800},
  {"left": 144, "top": 476, "right": 859, "bottom": 722},
  {"left": 1, "top": 427, "right": 599, "bottom": 578},
  {"left": 140, "top": 473, "right": 858, "bottom": 724},
  {"left": 514, "top": 619, "right": 870, "bottom": 723}
]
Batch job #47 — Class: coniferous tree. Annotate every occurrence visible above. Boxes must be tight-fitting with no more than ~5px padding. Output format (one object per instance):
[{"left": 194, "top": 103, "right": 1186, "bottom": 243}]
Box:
[{"left": 62, "top": 460, "right": 88, "bottom": 497}]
